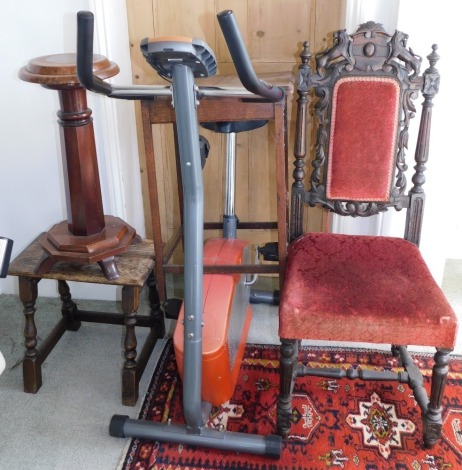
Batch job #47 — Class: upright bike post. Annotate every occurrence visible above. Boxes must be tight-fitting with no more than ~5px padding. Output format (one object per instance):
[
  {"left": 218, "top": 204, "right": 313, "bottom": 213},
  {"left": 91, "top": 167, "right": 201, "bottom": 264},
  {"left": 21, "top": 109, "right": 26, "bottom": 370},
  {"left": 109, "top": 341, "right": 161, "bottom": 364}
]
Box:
[{"left": 171, "top": 63, "right": 208, "bottom": 429}]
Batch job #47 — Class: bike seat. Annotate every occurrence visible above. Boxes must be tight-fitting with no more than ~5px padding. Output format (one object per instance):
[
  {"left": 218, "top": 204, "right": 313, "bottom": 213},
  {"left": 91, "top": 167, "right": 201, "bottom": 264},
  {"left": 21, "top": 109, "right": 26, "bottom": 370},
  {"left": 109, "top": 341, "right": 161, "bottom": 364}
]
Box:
[{"left": 201, "top": 119, "right": 268, "bottom": 134}]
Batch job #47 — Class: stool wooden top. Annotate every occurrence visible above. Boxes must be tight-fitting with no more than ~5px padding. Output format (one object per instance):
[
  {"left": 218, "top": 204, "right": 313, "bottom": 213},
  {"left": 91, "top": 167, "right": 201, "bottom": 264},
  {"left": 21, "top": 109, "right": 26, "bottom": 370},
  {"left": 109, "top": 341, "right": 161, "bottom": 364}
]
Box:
[
  {"left": 19, "top": 53, "right": 119, "bottom": 86},
  {"left": 9, "top": 235, "right": 155, "bottom": 287}
]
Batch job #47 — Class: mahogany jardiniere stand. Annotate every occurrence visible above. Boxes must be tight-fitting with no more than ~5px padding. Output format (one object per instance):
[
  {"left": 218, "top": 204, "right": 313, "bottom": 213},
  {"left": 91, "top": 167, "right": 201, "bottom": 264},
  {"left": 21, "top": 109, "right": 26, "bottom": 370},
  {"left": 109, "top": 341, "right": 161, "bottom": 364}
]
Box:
[
  {"left": 19, "top": 53, "right": 136, "bottom": 280},
  {"left": 10, "top": 54, "right": 162, "bottom": 405}
]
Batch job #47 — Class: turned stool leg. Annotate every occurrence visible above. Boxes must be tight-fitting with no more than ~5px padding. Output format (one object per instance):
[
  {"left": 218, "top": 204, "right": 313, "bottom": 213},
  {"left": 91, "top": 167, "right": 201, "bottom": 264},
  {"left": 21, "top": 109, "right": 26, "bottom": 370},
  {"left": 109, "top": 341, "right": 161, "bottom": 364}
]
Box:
[
  {"left": 277, "top": 338, "right": 298, "bottom": 437},
  {"left": 424, "top": 348, "right": 451, "bottom": 448},
  {"left": 58, "top": 280, "right": 81, "bottom": 331},
  {"left": 121, "top": 285, "right": 140, "bottom": 406},
  {"left": 19, "top": 277, "right": 42, "bottom": 393}
]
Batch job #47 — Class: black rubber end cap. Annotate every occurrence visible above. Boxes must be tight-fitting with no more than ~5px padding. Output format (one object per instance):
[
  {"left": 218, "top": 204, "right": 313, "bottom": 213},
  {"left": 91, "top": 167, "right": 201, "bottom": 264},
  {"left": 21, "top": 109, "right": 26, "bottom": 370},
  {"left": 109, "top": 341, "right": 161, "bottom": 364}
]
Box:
[
  {"left": 77, "top": 10, "right": 93, "bottom": 21},
  {"left": 257, "top": 242, "right": 279, "bottom": 261},
  {"left": 109, "top": 414, "right": 129, "bottom": 438},
  {"left": 217, "top": 10, "right": 233, "bottom": 19},
  {"left": 163, "top": 298, "right": 183, "bottom": 319},
  {"left": 265, "top": 434, "right": 283, "bottom": 458}
]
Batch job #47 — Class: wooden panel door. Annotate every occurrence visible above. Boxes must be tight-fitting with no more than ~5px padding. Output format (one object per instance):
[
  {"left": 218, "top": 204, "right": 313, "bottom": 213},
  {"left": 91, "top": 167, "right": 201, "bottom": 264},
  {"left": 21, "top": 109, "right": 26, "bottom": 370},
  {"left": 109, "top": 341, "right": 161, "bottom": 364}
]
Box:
[{"left": 126, "top": 0, "right": 345, "bottom": 245}]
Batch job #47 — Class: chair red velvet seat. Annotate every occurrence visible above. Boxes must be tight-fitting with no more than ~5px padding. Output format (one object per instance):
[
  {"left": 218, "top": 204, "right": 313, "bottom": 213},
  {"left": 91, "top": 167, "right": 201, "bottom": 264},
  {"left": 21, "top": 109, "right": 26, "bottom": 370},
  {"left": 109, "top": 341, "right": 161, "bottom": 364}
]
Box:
[
  {"left": 277, "top": 21, "right": 458, "bottom": 450},
  {"left": 280, "top": 232, "right": 457, "bottom": 349}
]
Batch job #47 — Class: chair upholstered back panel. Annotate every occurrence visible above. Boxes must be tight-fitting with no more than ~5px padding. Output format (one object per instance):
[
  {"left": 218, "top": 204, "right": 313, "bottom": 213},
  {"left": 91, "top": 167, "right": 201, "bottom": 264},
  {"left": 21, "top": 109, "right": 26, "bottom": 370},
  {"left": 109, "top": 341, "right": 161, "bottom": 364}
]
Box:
[
  {"left": 327, "top": 76, "right": 400, "bottom": 202},
  {"left": 291, "top": 22, "right": 440, "bottom": 244}
]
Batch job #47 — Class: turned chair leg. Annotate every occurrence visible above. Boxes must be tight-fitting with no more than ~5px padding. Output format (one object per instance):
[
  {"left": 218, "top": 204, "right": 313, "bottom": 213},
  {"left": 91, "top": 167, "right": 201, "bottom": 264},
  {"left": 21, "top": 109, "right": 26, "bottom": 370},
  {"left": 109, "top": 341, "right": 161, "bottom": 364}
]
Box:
[
  {"left": 277, "top": 338, "right": 298, "bottom": 437},
  {"left": 424, "top": 348, "right": 451, "bottom": 448},
  {"left": 391, "top": 344, "right": 400, "bottom": 358}
]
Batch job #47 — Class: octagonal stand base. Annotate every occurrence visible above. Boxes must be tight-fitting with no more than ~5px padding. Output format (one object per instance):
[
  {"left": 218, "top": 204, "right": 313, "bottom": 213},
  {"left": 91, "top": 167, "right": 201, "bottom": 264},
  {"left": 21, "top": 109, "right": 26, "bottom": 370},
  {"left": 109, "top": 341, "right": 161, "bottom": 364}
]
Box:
[{"left": 37, "top": 216, "right": 137, "bottom": 280}]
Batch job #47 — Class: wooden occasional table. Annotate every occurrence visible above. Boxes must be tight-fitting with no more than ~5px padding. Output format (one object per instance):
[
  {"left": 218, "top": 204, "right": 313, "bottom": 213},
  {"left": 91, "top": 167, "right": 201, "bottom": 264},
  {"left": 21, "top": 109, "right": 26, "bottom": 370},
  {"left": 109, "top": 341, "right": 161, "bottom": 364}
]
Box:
[
  {"left": 142, "top": 73, "right": 293, "bottom": 302},
  {"left": 18, "top": 53, "right": 136, "bottom": 280},
  {"left": 8, "top": 236, "right": 164, "bottom": 406}
]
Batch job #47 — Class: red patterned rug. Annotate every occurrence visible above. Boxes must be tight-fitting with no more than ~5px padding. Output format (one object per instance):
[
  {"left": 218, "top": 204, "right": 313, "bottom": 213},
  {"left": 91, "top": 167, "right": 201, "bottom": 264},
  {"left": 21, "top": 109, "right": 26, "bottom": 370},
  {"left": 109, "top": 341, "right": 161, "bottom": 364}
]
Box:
[{"left": 119, "top": 341, "right": 462, "bottom": 469}]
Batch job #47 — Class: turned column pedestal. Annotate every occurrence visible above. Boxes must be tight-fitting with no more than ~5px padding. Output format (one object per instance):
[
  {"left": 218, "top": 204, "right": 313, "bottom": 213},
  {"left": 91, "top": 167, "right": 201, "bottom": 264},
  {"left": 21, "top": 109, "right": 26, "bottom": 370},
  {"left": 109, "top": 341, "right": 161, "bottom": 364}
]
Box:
[{"left": 19, "top": 53, "right": 136, "bottom": 280}]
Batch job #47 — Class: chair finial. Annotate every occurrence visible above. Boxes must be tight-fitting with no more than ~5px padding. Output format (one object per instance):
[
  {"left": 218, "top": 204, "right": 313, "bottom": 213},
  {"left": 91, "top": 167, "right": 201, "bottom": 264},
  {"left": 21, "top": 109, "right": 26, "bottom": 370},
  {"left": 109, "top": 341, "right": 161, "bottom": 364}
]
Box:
[
  {"left": 427, "top": 44, "right": 440, "bottom": 68},
  {"left": 300, "top": 41, "right": 311, "bottom": 64}
]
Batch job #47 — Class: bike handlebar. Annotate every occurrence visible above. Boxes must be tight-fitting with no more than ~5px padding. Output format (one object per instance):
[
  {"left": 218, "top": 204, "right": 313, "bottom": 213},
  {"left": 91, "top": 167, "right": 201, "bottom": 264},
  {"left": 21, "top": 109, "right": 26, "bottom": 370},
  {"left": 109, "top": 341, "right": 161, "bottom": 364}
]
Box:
[
  {"left": 76, "top": 10, "right": 284, "bottom": 102},
  {"left": 77, "top": 11, "right": 112, "bottom": 96},
  {"left": 217, "top": 10, "right": 284, "bottom": 102}
]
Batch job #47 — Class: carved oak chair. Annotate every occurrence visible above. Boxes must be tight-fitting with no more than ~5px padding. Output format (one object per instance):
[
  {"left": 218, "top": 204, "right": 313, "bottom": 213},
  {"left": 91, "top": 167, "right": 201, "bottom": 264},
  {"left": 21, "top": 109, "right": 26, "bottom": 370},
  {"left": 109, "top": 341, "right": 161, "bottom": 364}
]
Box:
[{"left": 277, "top": 22, "right": 458, "bottom": 449}]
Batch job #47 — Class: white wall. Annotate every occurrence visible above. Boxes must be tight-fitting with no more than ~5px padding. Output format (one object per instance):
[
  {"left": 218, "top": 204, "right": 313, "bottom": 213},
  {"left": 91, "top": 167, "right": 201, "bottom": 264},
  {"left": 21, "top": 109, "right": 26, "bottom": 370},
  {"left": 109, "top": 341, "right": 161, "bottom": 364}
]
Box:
[
  {"left": 0, "top": 0, "right": 144, "bottom": 300},
  {"left": 345, "top": 0, "right": 400, "bottom": 32}
]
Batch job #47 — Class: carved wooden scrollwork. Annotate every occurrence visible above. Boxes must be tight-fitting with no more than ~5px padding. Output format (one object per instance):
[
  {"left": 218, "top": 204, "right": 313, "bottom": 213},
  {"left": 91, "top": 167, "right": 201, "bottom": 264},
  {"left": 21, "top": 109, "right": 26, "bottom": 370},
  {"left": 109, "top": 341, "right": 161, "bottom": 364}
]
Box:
[
  {"left": 315, "top": 29, "right": 355, "bottom": 77},
  {"left": 386, "top": 30, "right": 421, "bottom": 78}
]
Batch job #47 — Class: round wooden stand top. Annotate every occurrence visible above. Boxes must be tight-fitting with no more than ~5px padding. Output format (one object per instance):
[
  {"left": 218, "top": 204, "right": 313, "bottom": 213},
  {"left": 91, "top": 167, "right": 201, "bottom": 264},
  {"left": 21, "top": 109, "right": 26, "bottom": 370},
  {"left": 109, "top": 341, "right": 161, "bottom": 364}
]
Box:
[{"left": 18, "top": 53, "right": 119, "bottom": 86}]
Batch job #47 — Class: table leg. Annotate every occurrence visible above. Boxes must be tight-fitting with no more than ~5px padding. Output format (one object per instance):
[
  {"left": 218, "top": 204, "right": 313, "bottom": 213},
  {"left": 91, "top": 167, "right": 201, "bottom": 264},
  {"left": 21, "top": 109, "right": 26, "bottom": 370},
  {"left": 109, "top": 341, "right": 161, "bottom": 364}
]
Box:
[
  {"left": 58, "top": 280, "right": 81, "bottom": 331},
  {"left": 147, "top": 270, "right": 165, "bottom": 338},
  {"left": 19, "top": 277, "right": 42, "bottom": 393},
  {"left": 121, "top": 285, "right": 140, "bottom": 405},
  {"left": 275, "top": 98, "right": 288, "bottom": 288}
]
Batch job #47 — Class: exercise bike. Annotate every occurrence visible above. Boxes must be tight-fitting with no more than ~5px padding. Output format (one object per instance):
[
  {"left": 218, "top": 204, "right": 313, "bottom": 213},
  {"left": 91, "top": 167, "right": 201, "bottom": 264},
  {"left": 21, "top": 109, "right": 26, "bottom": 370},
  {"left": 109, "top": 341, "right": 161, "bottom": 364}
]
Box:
[{"left": 77, "top": 10, "right": 284, "bottom": 456}]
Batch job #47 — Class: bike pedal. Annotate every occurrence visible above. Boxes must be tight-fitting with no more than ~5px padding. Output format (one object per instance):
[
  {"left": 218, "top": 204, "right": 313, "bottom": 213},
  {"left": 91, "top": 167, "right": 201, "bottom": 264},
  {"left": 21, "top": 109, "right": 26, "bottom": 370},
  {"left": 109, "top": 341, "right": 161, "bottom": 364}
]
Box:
[{"left": 257, "top": 242, "right": 279, "bottom": 262}]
